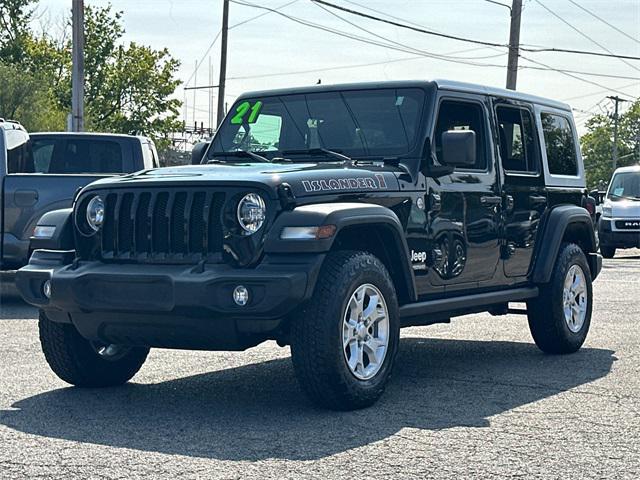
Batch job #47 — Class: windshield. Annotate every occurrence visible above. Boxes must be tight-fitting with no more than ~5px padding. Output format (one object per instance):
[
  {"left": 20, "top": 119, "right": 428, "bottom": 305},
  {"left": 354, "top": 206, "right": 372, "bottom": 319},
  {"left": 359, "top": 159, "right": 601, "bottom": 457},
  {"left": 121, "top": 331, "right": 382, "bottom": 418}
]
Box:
[
  {"left": 607, "top": 171, "right": 640, "bottom": 200},
  {"left": 209, "top": 88, "right": 425, "bottom": 161}
]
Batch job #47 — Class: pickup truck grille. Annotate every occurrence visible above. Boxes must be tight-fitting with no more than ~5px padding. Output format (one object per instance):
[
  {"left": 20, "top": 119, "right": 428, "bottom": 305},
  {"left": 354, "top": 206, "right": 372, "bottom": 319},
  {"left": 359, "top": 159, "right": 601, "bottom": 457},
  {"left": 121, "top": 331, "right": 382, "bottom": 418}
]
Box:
[{"left": 99, "top": 189, "right": 226, "bottom": 261}]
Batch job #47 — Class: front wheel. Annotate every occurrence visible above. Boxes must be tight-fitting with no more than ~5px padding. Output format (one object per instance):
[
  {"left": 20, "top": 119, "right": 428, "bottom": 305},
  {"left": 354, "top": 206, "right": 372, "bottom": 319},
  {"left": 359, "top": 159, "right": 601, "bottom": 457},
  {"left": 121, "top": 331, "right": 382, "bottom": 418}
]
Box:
[
  {"left": 290, "top": 251, "right": 400, "bottom": 410},
  {"left": 39, "top": 311, "right": 150, "bottom": 387},
  {"left": 527, "top": 243, "right": 593, "bottom": 354}
]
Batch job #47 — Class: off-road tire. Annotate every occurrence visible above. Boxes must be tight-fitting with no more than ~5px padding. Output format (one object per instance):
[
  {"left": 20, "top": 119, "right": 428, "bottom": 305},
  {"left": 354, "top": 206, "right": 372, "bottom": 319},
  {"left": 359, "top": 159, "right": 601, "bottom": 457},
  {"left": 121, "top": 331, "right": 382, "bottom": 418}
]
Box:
[
  {"left": 527, "top": 243, "right": 593, "bottom": 354},
  {"left": 600, "top": 245, "right": 616, "bottom": 259},
  {"left": 39, "top": 311, "right": 149, "bottom": 387},
  {"left": 290, "top": 250, "right": 400, "bottom": 410}
]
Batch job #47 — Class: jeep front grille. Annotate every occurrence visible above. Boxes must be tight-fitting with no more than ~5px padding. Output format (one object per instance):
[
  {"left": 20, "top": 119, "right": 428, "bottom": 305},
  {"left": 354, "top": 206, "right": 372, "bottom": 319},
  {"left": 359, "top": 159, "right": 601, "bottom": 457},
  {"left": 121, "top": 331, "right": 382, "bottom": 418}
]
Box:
[{"left": 99, "top": 189, "right": 226, "bottom": 262}]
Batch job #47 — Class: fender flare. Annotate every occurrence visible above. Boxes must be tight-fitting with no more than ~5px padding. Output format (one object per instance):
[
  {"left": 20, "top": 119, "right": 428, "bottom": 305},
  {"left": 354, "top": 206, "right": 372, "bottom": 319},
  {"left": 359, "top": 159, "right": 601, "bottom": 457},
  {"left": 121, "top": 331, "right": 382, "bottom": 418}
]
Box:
[
  {"left": 531, "top": 205, "right": 599, "bottom": 283},
  {"left": 264, "top": 202, "right": 417, "bottom": 302},
  {"left": 29, "top": 208, "right": 74, "bottom": 251}
]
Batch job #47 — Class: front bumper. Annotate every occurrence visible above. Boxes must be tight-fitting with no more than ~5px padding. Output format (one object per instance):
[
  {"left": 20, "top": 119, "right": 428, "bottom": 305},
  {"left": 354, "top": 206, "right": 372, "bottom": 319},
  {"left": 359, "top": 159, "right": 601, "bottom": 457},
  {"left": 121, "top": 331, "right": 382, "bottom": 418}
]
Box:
[
  {"left": 16, "top": 250, "right": 324, "bottom": 350},
  {"left": 599, "top": 219, "right": 640, "bottom": 248}
]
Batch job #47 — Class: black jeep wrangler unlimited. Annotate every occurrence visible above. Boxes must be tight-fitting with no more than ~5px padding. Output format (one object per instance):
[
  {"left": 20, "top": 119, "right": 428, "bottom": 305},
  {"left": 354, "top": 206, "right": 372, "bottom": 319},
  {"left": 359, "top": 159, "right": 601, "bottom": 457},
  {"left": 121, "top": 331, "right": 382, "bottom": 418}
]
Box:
[{"left": 16, "top": 80, "right": 602, "bottom": 410}]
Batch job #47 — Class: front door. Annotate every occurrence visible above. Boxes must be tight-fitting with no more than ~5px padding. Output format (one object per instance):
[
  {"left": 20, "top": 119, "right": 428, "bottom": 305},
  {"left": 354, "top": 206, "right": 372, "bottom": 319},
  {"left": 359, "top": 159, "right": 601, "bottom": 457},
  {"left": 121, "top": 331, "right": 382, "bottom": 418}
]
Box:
[
  {"left": 494, "top": 101, "right": 546, "bottom": 278},
  {"left": 424, "top": 94, "right": 502, "bottom": 293}
]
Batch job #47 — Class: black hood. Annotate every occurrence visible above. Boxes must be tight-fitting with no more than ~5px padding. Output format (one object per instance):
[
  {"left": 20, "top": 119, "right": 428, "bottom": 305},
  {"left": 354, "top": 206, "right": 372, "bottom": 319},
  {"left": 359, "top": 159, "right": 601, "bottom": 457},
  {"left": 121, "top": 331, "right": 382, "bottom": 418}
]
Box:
[{"left": 83, "top": 162, "right": 401, "bottom": 199}]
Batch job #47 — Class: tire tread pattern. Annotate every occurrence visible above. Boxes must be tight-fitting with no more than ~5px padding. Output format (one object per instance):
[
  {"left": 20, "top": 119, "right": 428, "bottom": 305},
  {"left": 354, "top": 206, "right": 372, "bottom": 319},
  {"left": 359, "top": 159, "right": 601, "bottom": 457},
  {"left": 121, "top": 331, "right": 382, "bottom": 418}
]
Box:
[
  {"left": 290, "top": 250, "right": 399, "bottom": 410},
  {"left": 39, "top": 311, "right": 149, "bottom": 387}
]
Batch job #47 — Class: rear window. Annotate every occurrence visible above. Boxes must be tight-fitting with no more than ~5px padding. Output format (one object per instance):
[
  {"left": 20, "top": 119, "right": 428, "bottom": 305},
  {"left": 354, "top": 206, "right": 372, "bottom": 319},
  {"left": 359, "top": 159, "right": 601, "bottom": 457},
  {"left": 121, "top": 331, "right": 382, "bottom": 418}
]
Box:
[
  {"left": 541, "top": 113, "right": 578, "bottom": 176},
  {"left": 31, "top": 138, "right": 124, "bottom": 174}
]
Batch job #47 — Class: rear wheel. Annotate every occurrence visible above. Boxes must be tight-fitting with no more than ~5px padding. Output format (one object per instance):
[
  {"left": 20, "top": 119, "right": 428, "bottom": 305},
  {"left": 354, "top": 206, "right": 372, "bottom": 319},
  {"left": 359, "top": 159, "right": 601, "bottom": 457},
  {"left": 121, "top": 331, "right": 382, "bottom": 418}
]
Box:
[
  {"left": 527, "top": 243, "right": 593, "bottom": 354},
  {"left": 290, "top": 251, "right": 400, "bottom": 410},
  {"left": 39, "top": 311, "right": 149, "bottom": 387},
  {"left": 600, "top": 245, "right": 616, "bottom": 259}
]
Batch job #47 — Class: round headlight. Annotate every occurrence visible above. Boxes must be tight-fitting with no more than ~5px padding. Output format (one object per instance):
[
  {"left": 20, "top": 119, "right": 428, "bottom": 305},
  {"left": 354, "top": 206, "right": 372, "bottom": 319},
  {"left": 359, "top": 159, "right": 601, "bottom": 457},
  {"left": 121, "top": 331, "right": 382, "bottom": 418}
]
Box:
[
  {"left": 86, "top": 195, "right": 105, "bottom": 232},
  {"left": 237, "top": 193, "right": 266, "bottom": 234}
]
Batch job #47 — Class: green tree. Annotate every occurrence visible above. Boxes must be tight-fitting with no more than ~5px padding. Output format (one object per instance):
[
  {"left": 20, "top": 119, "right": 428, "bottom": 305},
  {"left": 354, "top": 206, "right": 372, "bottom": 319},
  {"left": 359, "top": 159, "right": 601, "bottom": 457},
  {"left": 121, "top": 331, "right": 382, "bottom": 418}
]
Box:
[
  {"left": 1, "top": 1, "right": 182, "bottom": 151},
  {"left": 0, "top": 62, "right": 65, "bottom": 130},
  {"left": 0, "top": 0, "right": 35, "bottom": 64},
  {"left": 581, "top": 100, "right": 640, "bottom": 189}
]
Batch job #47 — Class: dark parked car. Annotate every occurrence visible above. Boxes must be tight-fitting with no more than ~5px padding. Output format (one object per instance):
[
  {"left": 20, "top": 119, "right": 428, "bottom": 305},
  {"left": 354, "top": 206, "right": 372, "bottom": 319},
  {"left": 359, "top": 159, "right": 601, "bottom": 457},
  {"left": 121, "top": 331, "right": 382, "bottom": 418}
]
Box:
[
  {"left": 16, "top": 80, "right": 601, "bottom": 410},
  {"left": 0, "top": 124, "right": 159, "bottom": 272}
]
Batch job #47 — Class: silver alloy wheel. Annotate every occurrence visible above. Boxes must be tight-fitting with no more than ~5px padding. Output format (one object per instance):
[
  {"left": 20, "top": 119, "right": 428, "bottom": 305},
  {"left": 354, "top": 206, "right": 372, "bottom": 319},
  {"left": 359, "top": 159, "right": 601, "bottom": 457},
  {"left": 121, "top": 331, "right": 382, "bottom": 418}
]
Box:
[
  {"left": 563, "top": 265, "right": 588, "bottom": 333},
  {"left": 342, "top": 283, "right": 390, "bottom": 380}
]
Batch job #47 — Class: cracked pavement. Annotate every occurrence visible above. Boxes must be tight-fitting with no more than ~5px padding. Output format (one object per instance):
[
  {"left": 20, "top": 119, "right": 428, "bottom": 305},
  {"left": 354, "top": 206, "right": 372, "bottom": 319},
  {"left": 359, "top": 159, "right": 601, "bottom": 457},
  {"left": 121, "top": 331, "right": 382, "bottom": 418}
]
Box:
[{"left": 0, "top": 250, "right": 638, "bottom": 479}]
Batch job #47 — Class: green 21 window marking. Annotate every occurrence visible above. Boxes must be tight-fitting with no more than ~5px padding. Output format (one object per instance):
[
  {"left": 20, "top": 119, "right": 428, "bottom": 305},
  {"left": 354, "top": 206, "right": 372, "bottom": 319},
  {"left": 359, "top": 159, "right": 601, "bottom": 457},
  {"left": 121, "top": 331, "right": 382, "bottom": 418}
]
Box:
[{"left": 230, "top": 101, "right": 263, "bottom": 125}]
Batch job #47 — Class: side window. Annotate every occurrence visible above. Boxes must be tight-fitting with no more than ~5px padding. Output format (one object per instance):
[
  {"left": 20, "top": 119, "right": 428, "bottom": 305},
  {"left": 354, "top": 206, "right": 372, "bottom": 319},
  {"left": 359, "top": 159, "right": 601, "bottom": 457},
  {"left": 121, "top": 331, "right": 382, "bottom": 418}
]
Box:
[
  {"left": 48, "top": 139, "right": 124, "bottom": 174},
  {"left": 5, "top": 129, "right": 34, "bottom": 173},
  {"left": 32, "top": 139, "right": 56, "bottom": 173},
  {"left": 541, "top": 113, "right": 578, "bottom": 176},
  {"left": 434, "top": 100, "right": 487, "bottom": 170},
  {"left": 496, "top": 106, "right": 540, "bottom": 174},
  {"left": 142, "top": 143, "right": 154, "bottom": 169},
  {"left": 150, "top": 144, "right": 159, "bottom": 168}
]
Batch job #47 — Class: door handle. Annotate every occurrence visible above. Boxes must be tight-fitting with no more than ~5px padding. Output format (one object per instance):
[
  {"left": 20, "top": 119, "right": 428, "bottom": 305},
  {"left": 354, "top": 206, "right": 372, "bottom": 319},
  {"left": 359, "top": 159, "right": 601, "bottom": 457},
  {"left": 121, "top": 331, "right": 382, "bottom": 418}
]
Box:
[
  {"left": 480, "top": 195, "right": 502, "bottom": 206},
  {"left": 529, "top": 194, "right": 547, "bottom": 206}
]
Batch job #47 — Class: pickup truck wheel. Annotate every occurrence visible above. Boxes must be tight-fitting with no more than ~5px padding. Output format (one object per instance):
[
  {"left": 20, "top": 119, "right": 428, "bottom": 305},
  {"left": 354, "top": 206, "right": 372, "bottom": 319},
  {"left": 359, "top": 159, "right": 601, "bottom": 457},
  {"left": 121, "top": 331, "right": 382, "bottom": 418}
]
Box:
[
  {"left": 290, "top": 251, "right": 400, "bottom": 410},
  {"left": 600, "top": 245, "right": 616, "bottom": 259},
  {"left": 527, "top": 243, "right": 592, "bottom": 354},
  {"left": 38, "top": 311, "right": 149, "bottom": 387}
]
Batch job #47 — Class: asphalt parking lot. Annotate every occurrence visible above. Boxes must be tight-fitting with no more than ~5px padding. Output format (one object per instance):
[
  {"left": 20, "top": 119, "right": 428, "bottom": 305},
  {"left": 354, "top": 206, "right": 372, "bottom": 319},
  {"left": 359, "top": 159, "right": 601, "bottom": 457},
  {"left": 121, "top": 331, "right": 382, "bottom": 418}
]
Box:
[{"left": 0, "top": 251, "right": 638, "bottom": 479}]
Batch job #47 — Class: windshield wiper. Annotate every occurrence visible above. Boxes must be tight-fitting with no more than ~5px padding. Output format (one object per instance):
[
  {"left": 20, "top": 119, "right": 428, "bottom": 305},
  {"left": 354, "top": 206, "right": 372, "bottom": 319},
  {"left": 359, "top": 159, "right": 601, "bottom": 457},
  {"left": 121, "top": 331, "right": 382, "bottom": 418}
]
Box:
[
  {"left": 209, "top": 150, "right": 270, "bottom": 163},
  {"left": 282, "top": 148, "right": 352, "bottom": 163}
]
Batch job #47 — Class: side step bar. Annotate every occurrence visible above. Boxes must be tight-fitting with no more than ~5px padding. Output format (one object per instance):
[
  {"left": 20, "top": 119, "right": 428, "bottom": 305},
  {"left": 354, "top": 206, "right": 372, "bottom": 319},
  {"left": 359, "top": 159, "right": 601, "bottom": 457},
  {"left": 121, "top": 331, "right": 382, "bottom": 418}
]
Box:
[{"left": 399, "top": 287, "right": 539, "bottom": 319}]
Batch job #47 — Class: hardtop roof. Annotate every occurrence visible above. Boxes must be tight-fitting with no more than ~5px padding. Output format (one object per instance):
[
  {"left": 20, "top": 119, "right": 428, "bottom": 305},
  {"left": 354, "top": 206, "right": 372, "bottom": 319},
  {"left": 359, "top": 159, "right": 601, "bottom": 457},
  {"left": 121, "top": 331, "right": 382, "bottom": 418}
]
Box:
[
  {"left": 238, "top": 79, "right": 571, "bottom": 111},
  {"left": 29, "top": 131, "right": 148, "bottom": 141},
  {"left": 613, "top": 165, "right": 640, "bottom": 174}
]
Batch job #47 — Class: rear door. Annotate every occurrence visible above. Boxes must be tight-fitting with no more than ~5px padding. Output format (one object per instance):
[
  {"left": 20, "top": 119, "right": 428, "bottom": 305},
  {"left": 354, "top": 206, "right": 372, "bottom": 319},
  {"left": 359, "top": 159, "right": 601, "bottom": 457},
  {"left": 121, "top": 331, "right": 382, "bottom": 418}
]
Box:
[{"left": 493, "top": 100, "right": 546, "bottom": 278}]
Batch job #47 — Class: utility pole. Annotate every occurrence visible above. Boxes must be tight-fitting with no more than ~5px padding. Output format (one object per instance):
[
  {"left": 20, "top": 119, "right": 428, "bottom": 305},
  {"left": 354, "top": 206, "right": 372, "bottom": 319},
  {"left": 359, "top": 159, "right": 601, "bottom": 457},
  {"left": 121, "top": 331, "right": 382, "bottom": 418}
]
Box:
[
  {"left": 216, "top": 0, "right": 230, "bottom": 128},
  {"left": 506, "top": 0, "right": 522, "bottom": 90},
  {"left": 607, "top": 95, "right": 628, "bottom": 170},
  {"left": 71, "top": 0, "right": 85, "bottom": 131}
]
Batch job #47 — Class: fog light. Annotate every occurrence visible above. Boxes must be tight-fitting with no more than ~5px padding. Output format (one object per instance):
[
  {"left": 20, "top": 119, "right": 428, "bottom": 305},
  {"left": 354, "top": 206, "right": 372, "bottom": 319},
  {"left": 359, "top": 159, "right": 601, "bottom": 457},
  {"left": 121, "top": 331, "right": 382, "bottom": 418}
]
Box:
[
  {"left": 233, "top": 285, "right": 249, "bottom": 306},
  {"left": 42, "top": 280, "right": 52, "bottom": 299}
]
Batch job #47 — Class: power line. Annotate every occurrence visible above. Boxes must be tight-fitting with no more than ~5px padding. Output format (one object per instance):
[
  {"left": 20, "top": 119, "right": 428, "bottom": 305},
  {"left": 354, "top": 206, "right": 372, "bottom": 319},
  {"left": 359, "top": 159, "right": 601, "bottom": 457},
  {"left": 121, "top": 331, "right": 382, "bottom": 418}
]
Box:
[
  {"left": 562, "top": 82, "right": 640, "bottom": 101},
  {"left": 484, "top": 0, "right": 512, "bottom": 12},
  {"left": 520, "top": 66, "right": 640, "bottom": 81},
  {"left": 313, "top": 0, "right": 507, "bottom": 62},
  {"left": 229, "top": 0, "right": 509, "bottom": 69},
  {"left": 566, "top": 0, "right": 640, "bottom": 46},
  {"left": 519, "top": 54, "right": 634, "bottom": 96},
  {"left": 184, "top": 0, "right": 299, "bottom": 87},
  {"left": 223, "top": 0, "right": 640, "bottom": 99},
  {"left": 533, "top": 0, "right": 640, "bottom": 73},
  {"left": 310, "top": 0, "right": 640, "bottom": 61}
]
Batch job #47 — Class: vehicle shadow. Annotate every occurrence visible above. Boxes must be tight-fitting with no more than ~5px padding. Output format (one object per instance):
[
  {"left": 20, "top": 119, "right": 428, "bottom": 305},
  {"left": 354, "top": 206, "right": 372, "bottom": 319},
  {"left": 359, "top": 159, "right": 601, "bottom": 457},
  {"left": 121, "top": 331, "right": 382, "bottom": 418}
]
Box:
[
  {"left": 0, "top": 338, "right": 615, "bottom": 461},
  {"left": 0, "top": 295, "right": 38, "bottom": 320}
]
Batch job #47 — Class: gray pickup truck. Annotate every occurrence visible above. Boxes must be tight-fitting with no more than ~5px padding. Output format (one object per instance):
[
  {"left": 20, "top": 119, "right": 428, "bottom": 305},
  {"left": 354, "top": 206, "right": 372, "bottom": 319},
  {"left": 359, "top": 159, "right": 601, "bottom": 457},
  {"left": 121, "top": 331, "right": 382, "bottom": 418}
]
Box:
[{"left": 0, "top": 120, "right": 159, "bottom": 271}]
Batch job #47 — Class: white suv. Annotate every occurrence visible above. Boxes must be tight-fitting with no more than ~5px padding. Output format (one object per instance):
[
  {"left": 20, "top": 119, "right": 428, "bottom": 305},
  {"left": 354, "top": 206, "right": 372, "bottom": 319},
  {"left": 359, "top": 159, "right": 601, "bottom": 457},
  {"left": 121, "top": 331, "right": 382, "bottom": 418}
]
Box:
[{"left": 598, "top": 165, "right": 640, "bottom": 258}]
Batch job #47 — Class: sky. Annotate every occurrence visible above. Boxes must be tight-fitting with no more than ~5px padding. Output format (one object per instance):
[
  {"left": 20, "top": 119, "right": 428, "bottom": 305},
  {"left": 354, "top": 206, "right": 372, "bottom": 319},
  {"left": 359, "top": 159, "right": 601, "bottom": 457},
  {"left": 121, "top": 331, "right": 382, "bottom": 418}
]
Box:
[{"left": 34, "top": 0, "right": 640, "bottom": 132}]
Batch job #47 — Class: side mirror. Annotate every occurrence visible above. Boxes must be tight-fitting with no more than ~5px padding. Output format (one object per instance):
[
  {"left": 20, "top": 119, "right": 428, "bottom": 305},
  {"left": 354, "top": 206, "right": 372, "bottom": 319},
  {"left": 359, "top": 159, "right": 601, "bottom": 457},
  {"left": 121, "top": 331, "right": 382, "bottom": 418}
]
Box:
[
  {"left": 442, "top": 130, "right": 476, "bottom": 168},
  {"left": 191, "top": 141, "right": 209, "bottom": 165},
  {"left": 589, "top": 189, "right": 600, "bottom": 205},
  {"left": 419, "top": 138, "right": 453, "bottom": 178}
]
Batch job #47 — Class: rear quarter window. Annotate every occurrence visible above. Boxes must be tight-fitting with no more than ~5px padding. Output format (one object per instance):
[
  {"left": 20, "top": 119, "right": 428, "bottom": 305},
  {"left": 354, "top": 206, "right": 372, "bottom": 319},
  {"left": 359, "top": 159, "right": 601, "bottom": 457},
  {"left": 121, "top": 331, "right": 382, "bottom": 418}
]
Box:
[{"left": 541, "top": 113, "right": 578, "bottom": 176}]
